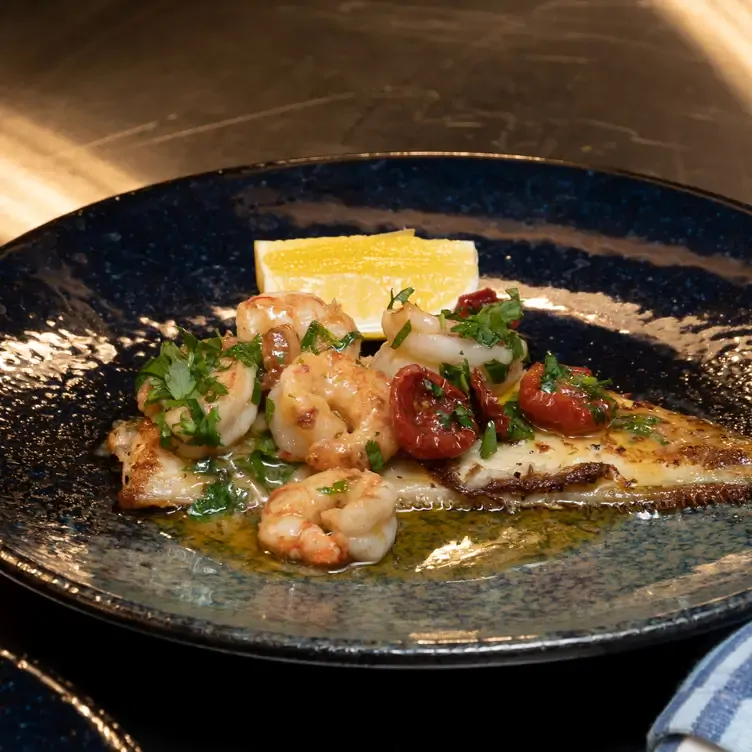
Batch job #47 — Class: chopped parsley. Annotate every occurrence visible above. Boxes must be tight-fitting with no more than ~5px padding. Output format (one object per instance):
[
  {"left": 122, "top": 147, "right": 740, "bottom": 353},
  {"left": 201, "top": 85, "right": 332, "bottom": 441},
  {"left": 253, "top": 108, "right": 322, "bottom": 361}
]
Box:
[
  {"left": 540, "top": 352, "right": 614, "bottom": 409},
  {"left": 318, "top": 479, "right": 349, "bottom": 495},
  {"left": 480, "top": 421, "right": 498, "bottom": 459},
  {"left": 136, "top": 328, "right": 265, "bottom": 448},
  {"left": 300, "top": 321, "right": 362, "bottom": 354},
  {"left": 502, "top": 399, "right": 535, "bottom": 442},
  {"left": 233, "top": 431, "right": 299, "bottom": 490},
  {"left": 483, "top": 359, "right": 509, "bottom": 384},
  {"left": 188, "top": 480, "right": 248, "bottom": 518},
  {"left": 611, "top": 413, "right": 668, "bottom": 444},
  {"left": 437, "top": 403, "right": 475, "bottom": 430},
  {"left": 366, "top": 440, "right": 384, "bottom": 472},
  {"left": 265, "top": 397, "right": 275, "bottom": 424},
  {"left": 390, "top": 320, "right": 412, "bottom": 349},
  {"left": 223, "top": 338, "right": 263, "bottom": 369},
  {"left": 440, "top": 359, "right": 471, "bottom": 394},
  {"left": 441, "top": 288, "right": 525, "bottom": 357},
  {"left": 423, "top": 378, "right": 445, "bottom": 398},
  {"left": 540, "top": 352, "right": 570, "bottom": 394},
  {"left": 387, "top": 287, "right": 415, "bottom": 310}
]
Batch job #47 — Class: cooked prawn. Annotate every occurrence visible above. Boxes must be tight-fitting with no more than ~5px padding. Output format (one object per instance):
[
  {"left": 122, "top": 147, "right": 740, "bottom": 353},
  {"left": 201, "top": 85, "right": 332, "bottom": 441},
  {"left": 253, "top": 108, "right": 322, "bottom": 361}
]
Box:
[
  {"left": 107, "top": 419, "right": 206, "bottom": 509},
  {"left": 267, "top": 349, "right": 398, "bottom": 471},
  {"left": 257, "top": 469, "right": 398, "bottom": 566},
  {"left": 236, "top": 291, "right": 361, "bottom": 359},
  {"left": 371, "top": 301, "right": 526, "bottom": 394},
  {"left": 138, "top": 336, "right": 259, "bottom": 458}
]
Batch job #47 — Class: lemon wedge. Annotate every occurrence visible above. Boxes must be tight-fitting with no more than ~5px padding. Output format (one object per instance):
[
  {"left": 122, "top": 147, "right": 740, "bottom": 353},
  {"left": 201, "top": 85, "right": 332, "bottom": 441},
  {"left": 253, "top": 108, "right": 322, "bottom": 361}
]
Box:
[{"left": 254, "top": 229, "right": 479, "bottom": 337}]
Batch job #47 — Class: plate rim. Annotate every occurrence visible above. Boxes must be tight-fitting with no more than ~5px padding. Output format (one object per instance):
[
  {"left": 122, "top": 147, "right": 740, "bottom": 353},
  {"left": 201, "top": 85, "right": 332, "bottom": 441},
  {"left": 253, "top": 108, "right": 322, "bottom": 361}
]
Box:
[
  {"left": 0, "top": 647, "right": 140, "bottom": 750},
  {"left": 2, "top": 149, "right": 752, "bottom": 667},
  {"left": 3, "top": 149, "right": 752, "bottom": 254}
]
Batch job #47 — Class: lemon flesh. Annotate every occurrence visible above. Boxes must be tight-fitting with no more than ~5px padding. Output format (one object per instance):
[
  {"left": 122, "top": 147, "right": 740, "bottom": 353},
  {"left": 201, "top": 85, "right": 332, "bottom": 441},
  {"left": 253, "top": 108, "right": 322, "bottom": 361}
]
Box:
[{"left": 254, "top": 229, "right": 479, "bottom": 338}]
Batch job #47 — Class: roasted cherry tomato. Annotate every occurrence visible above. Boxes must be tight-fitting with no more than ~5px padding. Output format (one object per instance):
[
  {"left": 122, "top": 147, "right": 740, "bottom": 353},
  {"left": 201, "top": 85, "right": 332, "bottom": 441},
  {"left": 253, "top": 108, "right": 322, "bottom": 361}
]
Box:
[
  {"left": 518, "top": 362, "right": 616, "bottom": 436},
  {"left": 454, "top": 288, "right": 499, "bottom": 317},
  {"left": 470, "top": 369, "right": 511, "bottom": 438},
  {"left": 390, "top": 364, "right": 478, "bottom": 460},
  {"left": 454, "top": 287, "right": 519, "bottom": 328}
]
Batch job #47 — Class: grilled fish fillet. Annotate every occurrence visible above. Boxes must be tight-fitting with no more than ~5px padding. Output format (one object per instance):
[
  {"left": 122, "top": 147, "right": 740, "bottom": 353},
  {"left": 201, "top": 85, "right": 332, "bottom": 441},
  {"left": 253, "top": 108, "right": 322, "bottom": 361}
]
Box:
[
  {"left": 108, "top": 398, "right": 752, "bottom": 513},
  {"left": 419, "top": 398, "right": 752, "bottom": 511}
]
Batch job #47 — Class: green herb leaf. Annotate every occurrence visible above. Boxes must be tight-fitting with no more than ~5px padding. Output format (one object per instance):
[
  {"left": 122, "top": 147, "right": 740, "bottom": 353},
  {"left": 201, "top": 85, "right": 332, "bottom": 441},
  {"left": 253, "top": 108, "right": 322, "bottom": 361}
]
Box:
[
  {"left": 452, "top": 403, "right": 475, "bottom": 429},
  {"left": 483, "top": 359, "right": 509, "bottom": 384},
  {"left": 301, "top": 321, "right": 362, "bottom": 354},
  {"left": 540, "top": 352, "right": 570, "bottom": 393},
  {"left": 300, "top": 321, "right": 322, "bottom": 352},
  {"left": 366, "top": 440, "right": 384, "bottom": 472},
  {"left": 237, "top": 451, "right": 297, "bottom": 490},
  {"left": 586, "top": 403, "right": 610, "bottom": 425},
  {"left": 318, "top": 479, "right": 349, "bottom": 495},
  {"left": 422, "top": 378, "right": 444, "bottom": 398},
  {"left": 224, "top": 337, "right": 263, "bottom": 369},
  {"left": 136, "top": 328, "right": 267, "bottom": 449},
  {"left": 153, "top": 411, "right": 175, "bottom": 449},
  {"left": 265, "top": 397, "right": 276, "bottom": 424},
  {"left": 331, "top": 331, "right": 362, "bottom": 352},
  {"left": 480, "top": 421, "right": 498, "bottom": 459},
  {"left": 445, "top": 288, "right": 524, "bottom": 352},
  {"left": 437, "top": 404, "right": 474, "bottom": 430},
  {"left": 251, "top": 379, "right": 262, "bottom": 406},
  {"left": 440, "top": 359, "right": 471, "bottom": 394},
  {"left": 390, "top": 320, "right": 412, "bottom": 349},
  {"left": 387, "top": 287, "right": 415, "bottom": 310},
  {"left": 503, "top": 399, "right": 535, "bottom": 442},
  {"left": 164, "top": 358, "right": 196, "bottom": 400},
  {"left": 611, "top": 413, "right": 668, "bottom": 444},
  {"left": 188, "top": 480, "right": 247, "bottom": 518}
]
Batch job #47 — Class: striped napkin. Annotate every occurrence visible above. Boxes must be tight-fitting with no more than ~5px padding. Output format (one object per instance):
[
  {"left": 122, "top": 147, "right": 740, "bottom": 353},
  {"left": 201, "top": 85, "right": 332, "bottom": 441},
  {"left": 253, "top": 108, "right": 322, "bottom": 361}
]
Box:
[{"left": 649, "top": 621, "right": 752, "bottom": 752}]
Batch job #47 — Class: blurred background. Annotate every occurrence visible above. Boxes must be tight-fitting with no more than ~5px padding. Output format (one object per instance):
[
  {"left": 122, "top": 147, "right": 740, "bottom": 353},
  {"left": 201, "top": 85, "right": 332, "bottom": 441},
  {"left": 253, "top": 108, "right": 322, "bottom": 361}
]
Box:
[{"left": 2, "top": 0, "right": 752, "bottom": 244}]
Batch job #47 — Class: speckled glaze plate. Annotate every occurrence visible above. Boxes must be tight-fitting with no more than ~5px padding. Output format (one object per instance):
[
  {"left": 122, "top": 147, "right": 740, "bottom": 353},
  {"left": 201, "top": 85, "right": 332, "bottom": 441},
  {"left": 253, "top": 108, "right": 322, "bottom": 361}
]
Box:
[
  {"left": 0, "top": 649, "right": 139, "bottom": 751},
  {"left": 2, "top": 152, "right": 752, "bottom": 667}
]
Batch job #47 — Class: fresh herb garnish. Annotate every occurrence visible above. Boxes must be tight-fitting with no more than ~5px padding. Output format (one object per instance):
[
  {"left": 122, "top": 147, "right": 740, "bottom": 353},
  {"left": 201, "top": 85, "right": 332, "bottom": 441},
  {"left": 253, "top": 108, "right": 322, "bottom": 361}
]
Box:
[
  {"left": 503, "top": 398, "right": 535, "bottom": 442},
  {"left": 387, "top": 287, "right": 415, "bottom": 310},
  {"left": 265, "top": 397, "right": 275, "bottom": 424},
  {"left": 540, "top": 352, "right": 614, "bottom": 406},
  {"left": 390, "top": 320, "right": 412, "bottom": 349},
  {"left": 586, "top": 403, "right": 610, "bottom": 426},
  {"left": 611, "top": 413, "right": 668, "bottom": 444},
  {"left": 366, "top": 440, "right": 384, "bottom": 472},
  {"left": 318, "top": 479, "right": 349, "bottom": 495},
  {"left": 440, "top": 359, "right": 471, "bottom": 394},
  {"left": 483, "top": 359, "right": 509, "bottom": 384},
  {"left": 441, "top": 288, "right": 525, "bottom": 355},
  {"left": 423, "top": 379, "right": 445, "bottom": 398},
  {"left": 437, "top": 403, "right": 475, "bottom": 430},
  {"left": 188, "top": 480, "right": 248, "bottom": 518},
  {"left": 233, "top": 431, "right": 299, "bottom": 490},
  {"left": 223, "top": 338, "right": 263, "bottom": 369},
  {"left": 540, "top": 352, "right": 570, "bottom": 394},
  {"left": 480, "top": 421, "right": 498, "bottom": 459},
  {"left": 453, "top": 403, "right": 475, "bottom": 429},
  {"left": 300, "top": 321, "right": 362, "bottom": 354},
  {"left": 135, "top": 329, "right": 265, "bottom": 448}
]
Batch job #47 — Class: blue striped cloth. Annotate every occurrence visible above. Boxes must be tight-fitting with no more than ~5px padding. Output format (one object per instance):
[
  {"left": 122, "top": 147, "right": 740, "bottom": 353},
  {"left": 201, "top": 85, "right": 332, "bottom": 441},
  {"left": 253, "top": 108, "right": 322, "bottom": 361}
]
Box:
[{"left": 649, "top": 621, "right": 752, "bottom": 752}]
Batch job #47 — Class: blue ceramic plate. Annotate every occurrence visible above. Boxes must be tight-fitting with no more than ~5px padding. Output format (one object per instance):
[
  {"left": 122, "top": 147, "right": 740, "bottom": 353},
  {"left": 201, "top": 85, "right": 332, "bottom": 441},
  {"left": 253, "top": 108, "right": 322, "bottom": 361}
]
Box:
[
  {"left": 0, "top": 649, "right": 138, "bottom": 751},
  {"left": 2, "top": 152, "right": 752, "bottom": 667}
]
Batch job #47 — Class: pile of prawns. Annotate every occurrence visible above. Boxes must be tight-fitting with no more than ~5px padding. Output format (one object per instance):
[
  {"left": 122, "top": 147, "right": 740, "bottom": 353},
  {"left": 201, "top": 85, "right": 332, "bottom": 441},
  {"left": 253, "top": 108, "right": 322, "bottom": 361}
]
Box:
[{"left": 113, "top": 286, "right": 615, "bottom": 568}]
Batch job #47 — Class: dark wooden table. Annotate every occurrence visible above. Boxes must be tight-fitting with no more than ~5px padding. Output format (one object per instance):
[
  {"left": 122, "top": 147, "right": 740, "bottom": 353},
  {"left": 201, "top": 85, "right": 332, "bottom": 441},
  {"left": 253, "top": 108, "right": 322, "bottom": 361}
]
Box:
[{"left": 1, "top": 1, "right": 751, "bottom": 748}]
